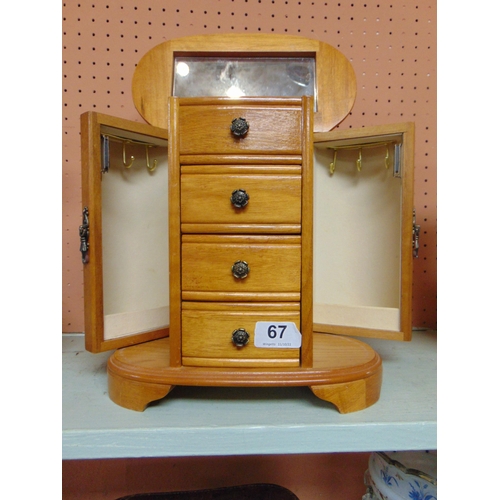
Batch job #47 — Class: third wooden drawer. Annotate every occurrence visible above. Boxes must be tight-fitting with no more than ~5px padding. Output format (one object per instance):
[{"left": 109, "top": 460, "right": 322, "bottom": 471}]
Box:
[{"left": 181, "top": 234, "right": 302, "bottom": 301}]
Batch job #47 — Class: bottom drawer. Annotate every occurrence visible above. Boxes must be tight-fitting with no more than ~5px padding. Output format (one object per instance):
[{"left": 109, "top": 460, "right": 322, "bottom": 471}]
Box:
[{"left": 182, "top": 302, "right": 301, "bottom": 368}]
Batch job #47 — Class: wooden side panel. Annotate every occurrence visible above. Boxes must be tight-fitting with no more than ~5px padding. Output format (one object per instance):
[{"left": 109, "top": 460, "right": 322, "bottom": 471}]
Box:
[
  {"left": 300, "top": 96, "right": 315, "bottom": 367},
  {"left": 168, "top": 100, "right": 183, "bottom": 367}
]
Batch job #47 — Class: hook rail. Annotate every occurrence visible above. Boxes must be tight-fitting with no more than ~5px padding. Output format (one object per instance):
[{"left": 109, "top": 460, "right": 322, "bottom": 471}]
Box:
[
  {"left": 101, "top": 133, "right": 159, "bottom": 173},
  {"left": 327, "top": 141, "right": 398, "bottom": 175}
]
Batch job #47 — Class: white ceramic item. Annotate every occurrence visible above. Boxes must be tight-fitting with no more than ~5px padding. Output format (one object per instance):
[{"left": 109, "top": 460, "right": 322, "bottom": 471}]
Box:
[{"left": 363, "top": 451, "right": 437, "bottom": 500}]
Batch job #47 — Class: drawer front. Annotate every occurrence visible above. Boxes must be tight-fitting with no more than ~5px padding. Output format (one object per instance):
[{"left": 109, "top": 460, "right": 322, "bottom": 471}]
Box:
[
  {"left": 181, "top": 173, "right": 302, "bottom": 227},
  {"left": 178, "top": 105, "right": 302, "bottom": 155},
  {"left": 181, "top": 303, "right": 301, "bottom": 366},
  {"left": 181, "top": 235, "right": 302, "bottom": 295}
]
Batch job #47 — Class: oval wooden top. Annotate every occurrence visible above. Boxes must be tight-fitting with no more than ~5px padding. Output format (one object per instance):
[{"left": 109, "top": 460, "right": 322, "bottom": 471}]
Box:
[{"left": 132, "top": 34, "right": 356, "bottom": 133}]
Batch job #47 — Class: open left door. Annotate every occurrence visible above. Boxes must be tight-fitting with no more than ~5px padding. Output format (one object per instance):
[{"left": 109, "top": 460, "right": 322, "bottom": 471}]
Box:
[{"left": 81, "top": 112, "right": 170, "bottom": 352}]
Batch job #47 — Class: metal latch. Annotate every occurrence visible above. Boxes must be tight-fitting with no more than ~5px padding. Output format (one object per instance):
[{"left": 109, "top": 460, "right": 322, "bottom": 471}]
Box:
[
  {"left": 413, "top": 209, "right": 420, "bottom": 258},
  {"left": 79, "top": 207, "right": 89, "bottom": 264}
]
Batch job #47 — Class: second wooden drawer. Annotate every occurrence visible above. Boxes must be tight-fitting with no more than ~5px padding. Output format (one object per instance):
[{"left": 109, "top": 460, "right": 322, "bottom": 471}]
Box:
[{"left": 180, "top": 172, "right": 302, "bottom": 229}]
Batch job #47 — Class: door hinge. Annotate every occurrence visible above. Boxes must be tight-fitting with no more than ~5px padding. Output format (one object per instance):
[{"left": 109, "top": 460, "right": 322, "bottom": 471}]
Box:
[
  {"left": 413, "top": 209, "right": 420, "bottom": 258},
  {"left": 393, "top": 142, "right": 402, "bottom": 178},
  {"left": 101, "top": 134, "right": 110, "bottom": 174},
  {"left": 79, "top": 207, "right": 90, "bottom": 264}
]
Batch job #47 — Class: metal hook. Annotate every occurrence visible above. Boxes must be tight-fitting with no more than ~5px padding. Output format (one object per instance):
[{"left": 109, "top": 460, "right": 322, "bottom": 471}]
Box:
[
  {"left": 385, "top": 145, "right": 390, "bottom": 169},
  {"left": 122, "top": 141, "right": 135, "bottom": 168},
  {"left": 145, "top": 145, "right": 157, "bottom": 172},
  {"left": 356, "top": 148, "right": 362, "bottom": 172},
  {"left": 329, "top": 150, "right": 338, "bottom": 175}
]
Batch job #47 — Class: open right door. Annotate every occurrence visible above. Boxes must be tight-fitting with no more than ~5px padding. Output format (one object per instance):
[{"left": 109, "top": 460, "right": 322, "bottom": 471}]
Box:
[{"left": 313, "top": 122, "right": 415, "bottom": 341}]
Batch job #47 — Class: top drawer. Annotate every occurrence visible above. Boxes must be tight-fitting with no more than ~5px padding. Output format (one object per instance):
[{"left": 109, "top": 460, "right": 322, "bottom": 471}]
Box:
[{"left": 177, "top": 101, "right": 303, "bottom": 156}]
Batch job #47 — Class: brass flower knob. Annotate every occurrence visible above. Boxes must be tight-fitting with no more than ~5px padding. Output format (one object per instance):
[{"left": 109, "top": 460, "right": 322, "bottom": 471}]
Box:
[
  {"left": 230, "top": 117, "right": 249, "bottom": 137},
  {"left": 230, "top": 189, "right": 249, "bottom": 208},
  {"left": 231, "top": 328, "right": 250, "bottom": 347},
  {"left": 232, "top": 260, "right": 249, "bottom": 279}
]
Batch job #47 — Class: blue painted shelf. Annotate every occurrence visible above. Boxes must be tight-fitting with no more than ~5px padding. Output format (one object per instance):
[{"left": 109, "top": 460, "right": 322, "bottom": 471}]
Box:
[{"left": 62, "top": 331, "right": 436, "bottom": 460}]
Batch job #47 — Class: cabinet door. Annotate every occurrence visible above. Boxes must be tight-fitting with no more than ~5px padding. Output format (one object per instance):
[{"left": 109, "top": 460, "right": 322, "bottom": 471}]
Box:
[
  {"left": 313, "top": 122, "right": 415, "bottom": 341},
  {"left": 81, "top": 112, "right": 169, "bottom": 352}
]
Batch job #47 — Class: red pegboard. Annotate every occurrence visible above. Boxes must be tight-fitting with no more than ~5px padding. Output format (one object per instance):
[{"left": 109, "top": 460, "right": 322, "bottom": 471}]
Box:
[{"left": 62, "top": 0, "right": 436, "bottom": 332}]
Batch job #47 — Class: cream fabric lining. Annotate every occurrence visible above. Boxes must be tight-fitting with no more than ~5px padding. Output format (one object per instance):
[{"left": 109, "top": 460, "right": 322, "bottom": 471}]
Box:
[
  {"left": 104, "top": 306, "right": 169, "bottom": 340},
  {"left": 313, "top": 147, "right": 402, "bottom": 322},
  {"left": 314, "top": 303, "right": 400, "bottom": 331}
]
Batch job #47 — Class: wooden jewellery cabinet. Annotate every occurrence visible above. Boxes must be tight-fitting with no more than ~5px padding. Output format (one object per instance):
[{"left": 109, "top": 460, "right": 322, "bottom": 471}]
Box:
[{"left": 80, "top": 34, "right": 416, "bottom": 413}]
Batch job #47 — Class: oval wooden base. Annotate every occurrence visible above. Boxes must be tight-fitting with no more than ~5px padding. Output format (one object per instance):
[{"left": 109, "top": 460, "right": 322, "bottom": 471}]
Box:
[{"left": 107, "top": 332, "right": 382, "bottom": 413}]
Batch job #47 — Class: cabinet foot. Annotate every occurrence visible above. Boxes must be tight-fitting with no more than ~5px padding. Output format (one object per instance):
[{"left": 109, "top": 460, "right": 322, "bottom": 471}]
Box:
[
  {"left": 309, "top": 368, "right": 382, "bottom": 413},
  {"left": 108, "top": 369, "right": 175, "bottom": 412}
]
